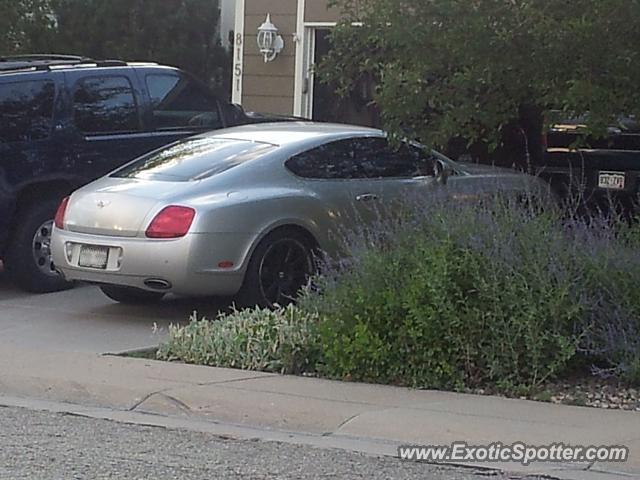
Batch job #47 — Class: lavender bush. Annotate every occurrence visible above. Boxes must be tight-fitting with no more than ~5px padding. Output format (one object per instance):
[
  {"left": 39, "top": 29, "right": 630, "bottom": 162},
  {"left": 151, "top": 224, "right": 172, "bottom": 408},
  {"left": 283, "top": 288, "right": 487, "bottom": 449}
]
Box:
[{"left": 301, "top": 192, "right": 640, "bottom": 392}]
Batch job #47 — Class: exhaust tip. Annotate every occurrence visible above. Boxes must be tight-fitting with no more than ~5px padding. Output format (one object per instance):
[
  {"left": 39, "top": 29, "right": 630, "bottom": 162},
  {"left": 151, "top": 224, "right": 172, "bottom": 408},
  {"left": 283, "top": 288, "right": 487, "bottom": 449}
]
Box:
[{"left": 144, "top": 278, "right": 172, "bottom": 290}]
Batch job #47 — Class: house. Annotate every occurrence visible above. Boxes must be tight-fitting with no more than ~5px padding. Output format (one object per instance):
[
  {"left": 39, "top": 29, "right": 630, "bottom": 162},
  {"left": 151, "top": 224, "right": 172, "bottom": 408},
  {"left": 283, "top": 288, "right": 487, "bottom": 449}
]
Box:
[{"left": 232, "top": 0, "right": 377, "bottom": 125}]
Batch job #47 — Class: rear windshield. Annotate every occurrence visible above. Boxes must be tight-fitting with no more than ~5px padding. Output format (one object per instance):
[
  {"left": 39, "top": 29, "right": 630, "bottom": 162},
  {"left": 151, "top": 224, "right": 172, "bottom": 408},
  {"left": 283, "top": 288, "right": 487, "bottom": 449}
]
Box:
[{"left": 111, "top": 137, "right": 276, "bottom": 181}]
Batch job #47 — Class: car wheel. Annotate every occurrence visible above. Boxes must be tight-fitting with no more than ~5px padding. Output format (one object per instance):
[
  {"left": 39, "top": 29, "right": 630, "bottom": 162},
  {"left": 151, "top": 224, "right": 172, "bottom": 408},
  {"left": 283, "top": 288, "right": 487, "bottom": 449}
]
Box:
[
  {"left": 236, "top": 229, "right": 315, "bottom": 309},
  {"left": 5, "top": 200, "right": 73, "bottom": 293},
  {"left": 99, "top": 285, "right": 165, "bottom": 304}
]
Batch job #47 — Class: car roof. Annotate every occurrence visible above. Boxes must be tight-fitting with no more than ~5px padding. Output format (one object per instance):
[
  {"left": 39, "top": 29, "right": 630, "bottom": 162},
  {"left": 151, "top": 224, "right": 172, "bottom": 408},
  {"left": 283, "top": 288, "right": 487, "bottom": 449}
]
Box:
[{"left": 205, "top": 121, "right": 383, "bottom": 147}]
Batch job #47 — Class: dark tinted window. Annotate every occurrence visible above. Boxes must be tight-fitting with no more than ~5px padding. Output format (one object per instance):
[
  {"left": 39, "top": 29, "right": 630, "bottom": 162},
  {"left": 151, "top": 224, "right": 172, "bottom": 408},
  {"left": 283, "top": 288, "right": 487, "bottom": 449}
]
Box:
[
  {"left": 111, "top": 137, "right": 275, "bottom": 182},
  {"left": 286, "top": 137, "right": 438, "bottom": 179},
  {"left": 286, "top": 139, "right": 364, "bottom": 179},
  {"left": 354, "top": 137, "right": 437, "bottom": 178},
  {"left": 146, "top": 74, "right": 221, "bottom": 130},
  {"left": 73, "top": 76, "right": 139, "bottom": 134},
  {"left": 0, "top": 80, "right": 55, "bottom": 143}
]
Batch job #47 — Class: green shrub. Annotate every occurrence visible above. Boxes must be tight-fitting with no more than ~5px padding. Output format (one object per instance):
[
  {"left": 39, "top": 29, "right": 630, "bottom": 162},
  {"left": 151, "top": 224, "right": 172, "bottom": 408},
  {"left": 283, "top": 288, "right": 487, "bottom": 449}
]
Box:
[
  {"left": 157, "top": 195, "right": 640, "bottom": 392},
  {"left": 157, "top": 305, "right": 321, "bottom": 375},
  {"left": 578, "top": 220, "right": 640, "bottom": 384},
  {"left": 301, "top": 194, "right": 639, "bottom": 393}
]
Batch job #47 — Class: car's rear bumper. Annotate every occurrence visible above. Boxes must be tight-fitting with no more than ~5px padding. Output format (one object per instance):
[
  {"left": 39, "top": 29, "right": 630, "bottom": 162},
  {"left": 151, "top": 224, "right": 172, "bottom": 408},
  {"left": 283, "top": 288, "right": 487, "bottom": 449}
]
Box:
[{"left": 51, "top": 228, "right": 253, "bottom": 296}]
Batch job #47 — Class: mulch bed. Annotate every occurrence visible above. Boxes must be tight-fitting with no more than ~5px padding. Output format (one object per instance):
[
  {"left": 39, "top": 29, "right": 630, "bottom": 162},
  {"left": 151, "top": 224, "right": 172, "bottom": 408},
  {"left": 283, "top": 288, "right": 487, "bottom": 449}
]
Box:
[{"left": 535, "top": 377, "right": 640, "bottom": 411}]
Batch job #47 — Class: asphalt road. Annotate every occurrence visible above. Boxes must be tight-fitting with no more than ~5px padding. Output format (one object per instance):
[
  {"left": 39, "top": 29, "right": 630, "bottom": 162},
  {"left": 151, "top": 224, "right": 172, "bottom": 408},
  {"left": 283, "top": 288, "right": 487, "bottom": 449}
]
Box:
[
  {"left": 0, "top": 268, "right": 227, "bottom": 354},
  {"left": 0, "top": 405, "right": 540, "bottom": 480}
]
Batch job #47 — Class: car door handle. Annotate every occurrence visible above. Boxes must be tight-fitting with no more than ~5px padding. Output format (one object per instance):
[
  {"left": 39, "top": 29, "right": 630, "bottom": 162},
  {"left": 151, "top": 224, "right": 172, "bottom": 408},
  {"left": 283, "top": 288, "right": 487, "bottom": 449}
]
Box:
[{"left": 355, "top": 193, "right": 379, "bottom": 202}]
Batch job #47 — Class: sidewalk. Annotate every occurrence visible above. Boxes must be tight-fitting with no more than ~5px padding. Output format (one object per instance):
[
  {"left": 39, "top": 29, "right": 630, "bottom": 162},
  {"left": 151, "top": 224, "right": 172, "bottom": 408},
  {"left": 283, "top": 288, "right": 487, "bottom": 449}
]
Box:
[{"left": 0, "top": 345, "right": 638, "bottom": 480}]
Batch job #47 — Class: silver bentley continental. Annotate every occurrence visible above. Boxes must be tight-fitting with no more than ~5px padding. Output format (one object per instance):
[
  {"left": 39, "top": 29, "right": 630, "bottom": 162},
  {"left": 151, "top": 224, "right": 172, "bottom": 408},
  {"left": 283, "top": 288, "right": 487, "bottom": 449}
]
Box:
[{"left": 51, "top": 122, "right": 546, "bottom": 306}]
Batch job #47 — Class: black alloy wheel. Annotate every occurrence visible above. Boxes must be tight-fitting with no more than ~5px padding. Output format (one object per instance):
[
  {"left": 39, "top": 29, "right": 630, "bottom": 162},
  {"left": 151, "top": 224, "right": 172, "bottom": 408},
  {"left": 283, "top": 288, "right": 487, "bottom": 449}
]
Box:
[{"left": 236, "top": 230, "right": 316, "bottom": 308}]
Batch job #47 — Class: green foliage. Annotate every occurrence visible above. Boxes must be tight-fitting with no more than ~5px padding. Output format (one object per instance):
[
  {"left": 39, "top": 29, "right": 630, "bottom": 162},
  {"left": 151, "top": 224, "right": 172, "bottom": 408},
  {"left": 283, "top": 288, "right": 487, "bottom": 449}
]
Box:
[
  {"left": 0, "top": 0, "right": 57, "bottom": 53},
  {"left": 157, "top": 305, "right": 321, "bottom": 375},
  {"left": 578, "top": 220, "right": 640, "bottom": 384},
  {"left": 302, "top": 197, "right": 587, "bottom": 393},
  {"left": 300, "top": 194, "right": 640, "bottom": 392},
  {"left": 321, "top": 0, "right": 640, "bottom": 150},
  {"left": 159, "top": 197, "right": 640, "bottom": 392}
]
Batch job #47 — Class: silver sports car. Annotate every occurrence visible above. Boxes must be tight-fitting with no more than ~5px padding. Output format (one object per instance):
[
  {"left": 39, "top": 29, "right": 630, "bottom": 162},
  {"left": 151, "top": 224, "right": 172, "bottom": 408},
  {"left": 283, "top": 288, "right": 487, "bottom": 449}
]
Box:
[{"left": 51, "top": 122, "right": 545, "bottom": 306}]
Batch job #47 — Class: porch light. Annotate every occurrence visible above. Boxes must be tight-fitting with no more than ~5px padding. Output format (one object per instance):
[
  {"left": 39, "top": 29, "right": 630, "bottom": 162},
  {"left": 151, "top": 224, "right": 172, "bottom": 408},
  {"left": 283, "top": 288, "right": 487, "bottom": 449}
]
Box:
[{"left": 257, "top": 14, "right": 284, "bottom": 62}]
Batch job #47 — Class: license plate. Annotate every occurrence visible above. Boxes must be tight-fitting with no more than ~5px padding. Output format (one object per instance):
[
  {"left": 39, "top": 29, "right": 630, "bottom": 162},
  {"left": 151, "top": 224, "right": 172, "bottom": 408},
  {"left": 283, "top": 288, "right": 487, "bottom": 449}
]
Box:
[
  {"left": 78, "top": 245, "right": 109, "bottom": 269},
  {"left": 598, "top": 172, "right": 626, "bottom": 190}
]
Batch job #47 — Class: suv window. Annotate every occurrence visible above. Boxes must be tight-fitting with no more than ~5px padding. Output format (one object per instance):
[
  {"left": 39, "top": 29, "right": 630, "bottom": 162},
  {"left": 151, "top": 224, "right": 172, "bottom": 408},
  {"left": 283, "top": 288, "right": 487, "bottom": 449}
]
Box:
[
  {"left": 0, "top": 80, "right": 55, "bottom": 143},
  {"left": 146, "top": 74, "right": 221, "bottom": 130},
  {"left": 353, "top": 137, "right": 437, "bottom": 178},
  {"left": 73, "top": 76, "right": 140, "bottom": 134}
]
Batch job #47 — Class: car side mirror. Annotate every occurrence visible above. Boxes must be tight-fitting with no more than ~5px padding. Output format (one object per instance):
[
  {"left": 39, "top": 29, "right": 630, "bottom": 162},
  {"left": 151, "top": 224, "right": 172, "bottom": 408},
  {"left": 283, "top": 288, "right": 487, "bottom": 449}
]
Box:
[
  {"left": 223, "top": 103, "right": 249, "bottom": 125},
  {"left": 435, "top": 160, "right": 452, "bottom": 186}
]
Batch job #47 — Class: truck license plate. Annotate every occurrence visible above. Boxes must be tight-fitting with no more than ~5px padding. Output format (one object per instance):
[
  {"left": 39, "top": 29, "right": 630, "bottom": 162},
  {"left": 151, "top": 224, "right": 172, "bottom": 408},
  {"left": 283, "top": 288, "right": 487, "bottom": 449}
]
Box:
[{"left": 598, "top": 172, "right": 625, "bottom": 190}]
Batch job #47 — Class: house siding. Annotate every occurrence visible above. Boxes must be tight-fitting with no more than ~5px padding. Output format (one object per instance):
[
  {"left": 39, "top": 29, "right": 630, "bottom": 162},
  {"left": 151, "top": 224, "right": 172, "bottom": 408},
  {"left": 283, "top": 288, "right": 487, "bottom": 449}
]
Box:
[
  {"left": 304, "top": 0, "right": 340, "bottom": 23},
  {"left": 238, "top": 0, "right": 342, "bottom": 115},
  {"left": 242, "top": 0, "right": 297, "bottom": 114}
]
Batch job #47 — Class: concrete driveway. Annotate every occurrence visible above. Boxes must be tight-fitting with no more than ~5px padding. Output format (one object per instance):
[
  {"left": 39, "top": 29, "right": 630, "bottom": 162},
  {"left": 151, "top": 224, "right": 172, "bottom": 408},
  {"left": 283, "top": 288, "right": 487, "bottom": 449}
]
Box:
[{"left": 0, "top": 268, "right": 226, "bottom": 354}]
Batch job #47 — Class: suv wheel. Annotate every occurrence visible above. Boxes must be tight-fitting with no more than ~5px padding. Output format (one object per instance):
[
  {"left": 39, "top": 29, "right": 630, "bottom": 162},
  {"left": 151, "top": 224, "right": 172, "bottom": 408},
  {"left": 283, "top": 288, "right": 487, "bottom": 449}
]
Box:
[
  {"left": 5, "top": 200, "right": 72, "bottom": 293},
  {"left": 100, "top": 285, "right": 165, "bottom": 304}
]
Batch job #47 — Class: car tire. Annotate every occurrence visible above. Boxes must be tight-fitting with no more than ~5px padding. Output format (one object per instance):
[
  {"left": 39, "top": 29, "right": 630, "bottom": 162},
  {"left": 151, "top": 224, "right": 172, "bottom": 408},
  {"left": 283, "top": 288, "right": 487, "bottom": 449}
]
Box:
[
  {"left": 99, "top": 285, "right": 165, "bottom": 304},
  {"left": 235, "top": 229, "right": 316, "bottom": 309},
  {"left": 5, "top": 199, "right": 73, "bottom": 293}
]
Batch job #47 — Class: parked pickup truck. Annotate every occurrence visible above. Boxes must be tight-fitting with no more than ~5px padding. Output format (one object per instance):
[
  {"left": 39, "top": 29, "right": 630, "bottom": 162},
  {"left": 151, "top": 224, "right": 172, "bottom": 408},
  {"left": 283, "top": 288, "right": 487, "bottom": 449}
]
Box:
[{"left": 536, "top": 118, "right": 640, "bottom": 212}]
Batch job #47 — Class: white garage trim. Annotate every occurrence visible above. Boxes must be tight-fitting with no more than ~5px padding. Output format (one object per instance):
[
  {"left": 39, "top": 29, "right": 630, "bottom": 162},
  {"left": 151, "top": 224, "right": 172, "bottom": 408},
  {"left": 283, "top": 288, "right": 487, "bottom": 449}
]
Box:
[
  {"left": 293, "top": 0, "right": 307, "bottom": 116},
  {"left": 232, "top": 0, "right": 245, "bottom": 104}
]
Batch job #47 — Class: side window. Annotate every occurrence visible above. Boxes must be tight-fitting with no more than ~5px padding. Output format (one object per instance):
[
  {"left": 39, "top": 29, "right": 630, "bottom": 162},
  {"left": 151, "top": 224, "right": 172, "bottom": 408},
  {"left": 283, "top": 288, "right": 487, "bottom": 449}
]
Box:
[
  {"left": 145, "top": 74, "right": 221, "bottom": 130},
  {"left": 0, "top": 80, "right": 55, "bottom": 143},
  {"left": 73, "top": 76, "right": 140, "bottom": 134},
  {"left": 286, "top": 139, "right": 365, "bottom": 179},
  {"left": 353, "top": 137, "right": 437, "bottom": 178}
]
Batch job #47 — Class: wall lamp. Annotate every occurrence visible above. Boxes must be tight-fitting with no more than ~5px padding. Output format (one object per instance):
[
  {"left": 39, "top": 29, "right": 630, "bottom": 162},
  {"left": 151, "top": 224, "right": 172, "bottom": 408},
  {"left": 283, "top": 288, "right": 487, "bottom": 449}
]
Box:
[{"left": 257, "top": 14, "right": 284, "bottom": 62}]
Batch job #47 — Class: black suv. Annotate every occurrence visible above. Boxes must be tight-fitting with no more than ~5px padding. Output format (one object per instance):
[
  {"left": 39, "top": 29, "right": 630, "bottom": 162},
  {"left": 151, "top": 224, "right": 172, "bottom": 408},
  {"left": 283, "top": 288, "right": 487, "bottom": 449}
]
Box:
[{"left": 0, "top": 55, "right": 266, "bottom": 292}]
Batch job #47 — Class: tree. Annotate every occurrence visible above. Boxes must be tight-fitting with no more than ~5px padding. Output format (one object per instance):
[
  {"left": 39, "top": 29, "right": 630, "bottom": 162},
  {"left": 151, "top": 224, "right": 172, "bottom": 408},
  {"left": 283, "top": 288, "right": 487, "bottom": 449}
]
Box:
[
  {"left": 0, "top": 0, "right": 57, "bottom": 54},
  {"left": 319, "top": 0, "right": 640, "bottom": 167},
  {"left": 2, "top": 0, "right": 230, "bottom": 97},
  {"left": 52, "top": 0, "right": 229, "bottom": 95}
]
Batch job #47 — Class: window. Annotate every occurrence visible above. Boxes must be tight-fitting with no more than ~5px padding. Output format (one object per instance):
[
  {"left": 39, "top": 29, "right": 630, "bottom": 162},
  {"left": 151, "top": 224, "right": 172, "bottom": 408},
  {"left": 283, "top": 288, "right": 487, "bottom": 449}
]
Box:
[
  {"left": 286, "top": 139, "right": 364, "bottom": 179},
  {"left": 0, "top": 80, "right": 55, "bottom": 143},
  {"left": 111, "top": 137, "right": 275, "bottom": 182},
  {"left": 146, "top": 74, "right": 221, "bottom": 130},
  {"left": 73, "top": 76, "right": 139, "bottom": 134},
  {"left": 286, "top": 137, "right": 438, "bottom": 180},
  {"left": 353, "top": 138, "right": 437, "bottom": 178}
]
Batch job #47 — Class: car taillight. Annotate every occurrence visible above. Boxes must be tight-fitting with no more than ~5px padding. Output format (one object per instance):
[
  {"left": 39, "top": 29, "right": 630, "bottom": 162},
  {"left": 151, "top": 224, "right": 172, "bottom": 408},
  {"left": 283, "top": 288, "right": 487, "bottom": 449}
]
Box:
[
  {"left": 54, "top": 196, "right": 70, "bottom": 230},
  {"left": 145, "top": 206, "right": 196, "bottom": 239}
]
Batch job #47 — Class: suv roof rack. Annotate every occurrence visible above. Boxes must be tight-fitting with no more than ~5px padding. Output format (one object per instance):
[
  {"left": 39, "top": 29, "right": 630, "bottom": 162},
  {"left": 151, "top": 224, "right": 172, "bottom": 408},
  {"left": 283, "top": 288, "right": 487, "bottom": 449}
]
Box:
[
  {"left": 0, "top": 54, "right": 92, "bottom": 62},
  {"left": 0, "top": 55, "right": 130, "bottom": 73}
]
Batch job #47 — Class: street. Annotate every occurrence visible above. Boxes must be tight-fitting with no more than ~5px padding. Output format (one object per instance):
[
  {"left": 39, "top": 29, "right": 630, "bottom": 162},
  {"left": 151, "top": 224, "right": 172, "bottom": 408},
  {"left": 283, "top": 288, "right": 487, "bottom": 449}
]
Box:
[{"left": 0, "top": 405, "right": 536, "bottom": 480}]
